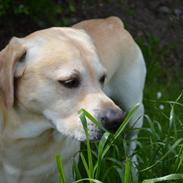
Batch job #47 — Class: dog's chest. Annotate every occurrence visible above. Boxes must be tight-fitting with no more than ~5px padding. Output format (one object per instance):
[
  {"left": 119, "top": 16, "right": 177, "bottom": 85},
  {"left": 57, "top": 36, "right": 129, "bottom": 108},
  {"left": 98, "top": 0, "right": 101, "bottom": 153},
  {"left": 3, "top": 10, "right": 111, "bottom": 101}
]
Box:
[{"left": 1, "top": 130, "right": 80, "bottom": 183}]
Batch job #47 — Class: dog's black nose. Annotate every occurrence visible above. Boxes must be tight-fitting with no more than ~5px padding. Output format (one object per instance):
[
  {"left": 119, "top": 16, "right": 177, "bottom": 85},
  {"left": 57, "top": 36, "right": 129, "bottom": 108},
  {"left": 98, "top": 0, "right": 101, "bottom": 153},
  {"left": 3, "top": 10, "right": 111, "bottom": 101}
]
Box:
[{"left": 99, "top": 109, "right": 125, "bottom": 133}]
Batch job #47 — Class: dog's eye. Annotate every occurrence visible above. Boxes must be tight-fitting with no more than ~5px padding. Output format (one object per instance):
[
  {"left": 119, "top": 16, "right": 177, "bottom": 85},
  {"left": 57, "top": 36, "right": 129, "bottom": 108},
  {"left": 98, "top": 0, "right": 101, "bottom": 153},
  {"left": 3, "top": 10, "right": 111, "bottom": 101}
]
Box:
[
  {"left": 99, "top": 74, "right": 106, "bottom": 84},
  {"left": 59, "top": 78, "right": 80, "bottom": 88}
]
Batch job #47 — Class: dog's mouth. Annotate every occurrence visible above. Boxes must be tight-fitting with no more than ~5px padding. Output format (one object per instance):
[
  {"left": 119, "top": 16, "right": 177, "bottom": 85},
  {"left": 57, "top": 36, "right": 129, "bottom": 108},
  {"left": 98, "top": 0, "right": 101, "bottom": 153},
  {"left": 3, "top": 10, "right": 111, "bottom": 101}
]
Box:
[{"left": 43, "top": 109, "right": 121, "bottom": 142}]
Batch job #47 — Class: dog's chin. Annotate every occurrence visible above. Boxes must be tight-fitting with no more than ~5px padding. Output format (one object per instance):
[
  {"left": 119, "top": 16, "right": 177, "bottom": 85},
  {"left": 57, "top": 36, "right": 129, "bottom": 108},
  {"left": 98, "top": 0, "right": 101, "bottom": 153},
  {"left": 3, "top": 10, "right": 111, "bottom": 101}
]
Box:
[
  {"left": 76, "top": 129, "right": 104, "bottom": 142},
  {"left": 53, "top": 125, "right": 103, "bottom": 142},
  {"left": 44, "top": 113, "right": 104, "bottom": 142}
]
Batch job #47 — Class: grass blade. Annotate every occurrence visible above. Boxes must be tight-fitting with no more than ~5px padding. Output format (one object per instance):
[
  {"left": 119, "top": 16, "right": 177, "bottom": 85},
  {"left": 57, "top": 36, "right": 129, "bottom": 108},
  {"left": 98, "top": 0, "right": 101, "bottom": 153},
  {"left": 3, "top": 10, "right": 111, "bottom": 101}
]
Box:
[
  {"left": 56, "top": 154, "right": 66, "bottom": 183},
  {"left": 174, "top": 144, "right": 183, "bottom": 172},
  {"left": 80, "top": 109, "right": 108, "bottom": 132},
  {"left": 80, "top": 152, "right": 90, "bottom": 177},
  {"left": 73, "top": 158, "right": 82, "bottom": 181},
  {"left": 79, "top": 110, "right": 94, "bottom": 180},
  {"left": 94, "top": 132, "right": 110, "bottom": 179},
  {"left": 102, "top": 104, "right": 140, "bottom": 158},
  {"left": 124, "top": 158, "right": 131, "bottom": 183},
  {"left": 142, "top": 173, "right": 183, "bottom": 183},
  {"left": 73, "top": 178, "right": 103, "bottom": 183}
]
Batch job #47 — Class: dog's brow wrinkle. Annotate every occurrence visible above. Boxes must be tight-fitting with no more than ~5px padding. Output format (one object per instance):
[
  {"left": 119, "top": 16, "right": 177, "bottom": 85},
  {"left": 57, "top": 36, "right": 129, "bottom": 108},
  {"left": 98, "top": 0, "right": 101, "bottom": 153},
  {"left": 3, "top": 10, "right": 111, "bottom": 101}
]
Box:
[{"left": 59, "top": 70, "right": 80, "bottom": 80}]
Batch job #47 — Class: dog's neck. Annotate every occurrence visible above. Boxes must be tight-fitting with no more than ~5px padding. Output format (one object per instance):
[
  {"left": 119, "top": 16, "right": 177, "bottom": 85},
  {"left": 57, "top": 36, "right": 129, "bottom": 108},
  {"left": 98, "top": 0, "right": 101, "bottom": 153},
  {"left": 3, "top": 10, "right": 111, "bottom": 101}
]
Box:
[{"left": 2, "top": 105, "right": 53, "bottom": 140}]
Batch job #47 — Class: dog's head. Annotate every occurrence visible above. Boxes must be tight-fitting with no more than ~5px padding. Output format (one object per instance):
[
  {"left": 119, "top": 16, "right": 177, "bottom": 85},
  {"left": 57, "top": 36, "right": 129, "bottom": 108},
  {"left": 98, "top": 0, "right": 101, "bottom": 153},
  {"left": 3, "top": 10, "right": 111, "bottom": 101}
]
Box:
[{"left": 0, "top": 28, "right": 124, "bottom": 141}]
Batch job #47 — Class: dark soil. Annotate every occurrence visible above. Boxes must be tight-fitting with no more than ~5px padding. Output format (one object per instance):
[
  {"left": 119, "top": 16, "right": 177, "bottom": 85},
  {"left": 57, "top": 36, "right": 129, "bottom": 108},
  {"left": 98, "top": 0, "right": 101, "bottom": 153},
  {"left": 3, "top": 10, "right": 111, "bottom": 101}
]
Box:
[{"left": 0, "top": 0, "right": 182, "bottom": 69}]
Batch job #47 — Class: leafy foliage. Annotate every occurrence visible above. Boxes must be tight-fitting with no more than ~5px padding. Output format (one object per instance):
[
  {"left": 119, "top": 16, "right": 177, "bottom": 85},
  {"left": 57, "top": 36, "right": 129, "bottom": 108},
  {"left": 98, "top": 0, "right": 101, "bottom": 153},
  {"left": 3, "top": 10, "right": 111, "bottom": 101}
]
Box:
[
  {"left": 0, "top": 0, "right": 76, "bottom": 26},
  {"left": 56, "top": 98, "right": 183, "bottom": 182}
]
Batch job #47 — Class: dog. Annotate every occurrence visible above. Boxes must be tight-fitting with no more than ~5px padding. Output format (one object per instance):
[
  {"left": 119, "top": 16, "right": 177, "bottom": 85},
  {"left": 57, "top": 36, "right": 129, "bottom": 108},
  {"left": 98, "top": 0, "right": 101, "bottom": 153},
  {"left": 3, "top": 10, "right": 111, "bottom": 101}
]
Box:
[{"left": 0, "top": 17, "right": 146, "bottom": 183}]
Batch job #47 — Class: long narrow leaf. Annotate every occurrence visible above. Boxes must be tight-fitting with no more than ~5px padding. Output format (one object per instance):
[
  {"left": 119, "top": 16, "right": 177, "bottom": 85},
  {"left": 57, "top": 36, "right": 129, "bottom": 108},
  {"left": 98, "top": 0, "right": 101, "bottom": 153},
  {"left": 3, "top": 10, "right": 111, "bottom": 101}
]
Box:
[
  {"left": 80, "top": 152, "right": 90, "bottom": 177},
  {"left": 124, "top": 158, "right": 131, "bottom": 183},
  {"left": 72, "top": 158, "right": 82, "bottom": 181},
  {"left": 80, "top": 109, "right": 108, "bottom": 132},
  {"left": 142, "top": 173, "right": 183, "bottom": 183},
  {"left": 94, "top": 132, "right": 110, "bottom": 178},
  {"left": 79, "top": 110, "right": 94, "bottom": 180},
  {"left": 56, "top": 154, "right": 66, "bottom": 183},
  {"left": 73, "top": 178, "right": 103, "bottom": 183}
]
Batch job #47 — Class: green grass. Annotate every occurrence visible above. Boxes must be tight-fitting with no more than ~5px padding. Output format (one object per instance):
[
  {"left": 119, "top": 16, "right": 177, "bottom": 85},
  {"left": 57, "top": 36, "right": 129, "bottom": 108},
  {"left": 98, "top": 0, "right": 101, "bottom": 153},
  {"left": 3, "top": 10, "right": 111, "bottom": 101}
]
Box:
[
  {"left": 138, "top": 94, "right": 183, "bottom": 181},
  {"left": 56, "top": 96, "right": 183, "bottom": 182},
  {"left": 56, "top": 34, "right": 183, "bottom": 182},
  {"left": 56, "top": 104, "right": 140, "bottom": 183}
]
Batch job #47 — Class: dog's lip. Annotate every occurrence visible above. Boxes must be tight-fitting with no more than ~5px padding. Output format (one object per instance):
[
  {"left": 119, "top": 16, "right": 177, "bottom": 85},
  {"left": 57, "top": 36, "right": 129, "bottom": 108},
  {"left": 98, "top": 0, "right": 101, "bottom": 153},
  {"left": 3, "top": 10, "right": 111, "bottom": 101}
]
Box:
[{"left": 79, "top": 129, "right": 104, "bottom": 142}]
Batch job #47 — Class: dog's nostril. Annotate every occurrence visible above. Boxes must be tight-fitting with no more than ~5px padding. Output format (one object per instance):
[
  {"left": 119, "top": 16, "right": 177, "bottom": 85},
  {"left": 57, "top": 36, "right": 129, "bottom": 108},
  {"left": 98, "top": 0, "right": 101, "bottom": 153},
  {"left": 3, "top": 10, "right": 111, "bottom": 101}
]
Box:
[{"left": 99, "top": 109, "right": 125, "bottom": 133}]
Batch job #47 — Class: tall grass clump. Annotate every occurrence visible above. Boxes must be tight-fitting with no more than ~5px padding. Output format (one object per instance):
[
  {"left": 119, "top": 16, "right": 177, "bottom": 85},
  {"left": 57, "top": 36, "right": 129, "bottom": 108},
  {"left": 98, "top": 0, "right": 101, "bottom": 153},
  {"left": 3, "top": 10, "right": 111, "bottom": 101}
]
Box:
[
  {"left": 56, "top": 93, "right": 183, "bottom": 183},
  {"left": 138, "top": 92, "right": 183, "bottom": 182},
  {"left": 56, "top": 104, "right": 140, "bottom": 183}
]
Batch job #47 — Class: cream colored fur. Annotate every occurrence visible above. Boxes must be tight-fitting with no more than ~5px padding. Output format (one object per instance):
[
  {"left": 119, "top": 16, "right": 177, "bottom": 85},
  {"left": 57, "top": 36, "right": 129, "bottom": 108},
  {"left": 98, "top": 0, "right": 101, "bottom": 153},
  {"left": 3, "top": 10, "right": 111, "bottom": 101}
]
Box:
[{"left": 0, "top": 17, "right": 146, "bottom": 183}]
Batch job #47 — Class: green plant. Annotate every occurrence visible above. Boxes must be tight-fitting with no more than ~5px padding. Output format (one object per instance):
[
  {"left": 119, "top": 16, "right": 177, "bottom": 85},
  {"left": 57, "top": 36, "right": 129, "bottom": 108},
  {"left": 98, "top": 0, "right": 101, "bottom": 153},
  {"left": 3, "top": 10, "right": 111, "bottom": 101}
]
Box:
[
  {"left": 138, "top": 92, "right": 183, "bottom": 182},
  {"left": 0, "top": 0, "right": 77, "bottom": 26},
  {"left": 56, "top": 104, "right": 140, "bottom": 183},
  {"left": 56, "top": 93, "right": 183, "bottom": 182}
]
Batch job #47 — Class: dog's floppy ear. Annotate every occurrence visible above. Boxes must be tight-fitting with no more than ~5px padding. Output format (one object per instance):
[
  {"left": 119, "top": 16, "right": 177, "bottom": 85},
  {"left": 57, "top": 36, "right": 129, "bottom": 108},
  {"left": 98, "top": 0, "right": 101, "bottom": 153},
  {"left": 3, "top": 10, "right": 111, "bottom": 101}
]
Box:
[{"left": 0, "top": 37, "right": 26, "bottom": 108}]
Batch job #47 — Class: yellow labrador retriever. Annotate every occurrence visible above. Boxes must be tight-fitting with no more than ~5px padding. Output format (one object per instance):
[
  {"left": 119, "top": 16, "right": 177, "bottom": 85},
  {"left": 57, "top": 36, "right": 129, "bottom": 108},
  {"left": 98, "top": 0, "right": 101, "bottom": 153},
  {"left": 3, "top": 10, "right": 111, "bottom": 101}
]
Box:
[{"left": 0, "top": 17, "right": 146, "bottom": 183}]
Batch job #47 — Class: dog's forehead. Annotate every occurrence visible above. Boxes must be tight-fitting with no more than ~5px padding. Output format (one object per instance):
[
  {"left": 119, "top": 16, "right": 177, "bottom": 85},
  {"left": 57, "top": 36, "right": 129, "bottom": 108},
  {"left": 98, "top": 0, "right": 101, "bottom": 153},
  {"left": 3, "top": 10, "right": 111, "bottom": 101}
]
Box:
[
  {"left": 22, "top": 27, "right": 105, "bottom": 76},
  {"left": 23, "top": 27, "right": 97, "bottom": 56}
]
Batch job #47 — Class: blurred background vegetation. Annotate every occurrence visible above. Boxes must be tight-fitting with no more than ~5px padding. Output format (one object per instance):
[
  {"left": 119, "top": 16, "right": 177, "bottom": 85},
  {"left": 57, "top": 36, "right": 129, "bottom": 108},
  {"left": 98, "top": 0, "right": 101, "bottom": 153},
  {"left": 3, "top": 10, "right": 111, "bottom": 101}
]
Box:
[
  {"left": 0, "top": 0, "right": 182, "bottom": 85},
  {"left": 1, "top": 0, "right": 182, "bottom": 118},
  {"left": 0, "top": 0, "right": 182, "bottom": 182}
]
